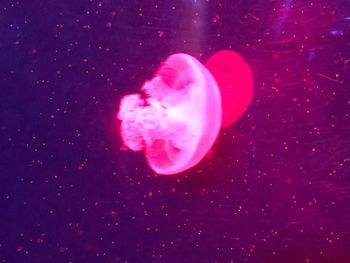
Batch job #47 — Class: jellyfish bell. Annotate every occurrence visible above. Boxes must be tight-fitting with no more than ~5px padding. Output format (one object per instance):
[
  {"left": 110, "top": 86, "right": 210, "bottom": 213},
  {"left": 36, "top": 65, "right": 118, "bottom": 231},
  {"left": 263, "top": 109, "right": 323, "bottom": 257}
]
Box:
[
  {"left": 205, "top": 50, "right": 254, "bottom": 127},
  {"left": 118, "top": 53, "right": 222, "bottom": 175},
  {"left": 118, "top": 51, "right": 254, "bottom": 175}
]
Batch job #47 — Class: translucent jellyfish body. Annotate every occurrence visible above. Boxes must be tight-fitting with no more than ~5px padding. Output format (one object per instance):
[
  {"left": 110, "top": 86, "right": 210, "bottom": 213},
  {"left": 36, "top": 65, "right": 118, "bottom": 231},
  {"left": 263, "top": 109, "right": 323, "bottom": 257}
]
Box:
[{"left": 118, "top": 53, "right": 222, "bottom": 175}]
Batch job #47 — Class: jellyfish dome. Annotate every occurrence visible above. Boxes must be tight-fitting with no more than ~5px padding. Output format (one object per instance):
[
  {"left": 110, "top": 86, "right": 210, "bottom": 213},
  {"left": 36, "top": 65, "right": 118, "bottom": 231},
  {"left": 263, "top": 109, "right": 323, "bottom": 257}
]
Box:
[{"left": 118, "top": 53, "right": 222, "bottom": 175}]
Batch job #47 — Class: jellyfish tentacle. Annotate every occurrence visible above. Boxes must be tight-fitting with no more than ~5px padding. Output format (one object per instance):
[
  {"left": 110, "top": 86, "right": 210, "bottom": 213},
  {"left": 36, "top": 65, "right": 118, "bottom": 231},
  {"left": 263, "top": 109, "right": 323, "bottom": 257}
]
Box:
[{"left": 118, "top": 94, "right": 145, "bottom": 151}]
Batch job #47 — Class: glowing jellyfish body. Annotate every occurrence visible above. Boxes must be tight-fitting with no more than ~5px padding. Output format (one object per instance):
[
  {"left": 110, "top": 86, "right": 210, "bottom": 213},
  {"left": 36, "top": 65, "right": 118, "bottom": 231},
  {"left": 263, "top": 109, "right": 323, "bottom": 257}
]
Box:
[
  {"left": 205, "top": 50, "right": 254, "bottom": 127},
  {"left": 118, "top": 54, "right": 222, "bottom": 175}
]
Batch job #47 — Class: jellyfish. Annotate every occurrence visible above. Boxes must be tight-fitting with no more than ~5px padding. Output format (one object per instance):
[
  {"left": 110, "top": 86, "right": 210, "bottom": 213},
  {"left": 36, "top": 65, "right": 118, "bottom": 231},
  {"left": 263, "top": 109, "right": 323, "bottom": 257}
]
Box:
[{"left": 118, "top": 51, "right": 253, "bottom": 175}]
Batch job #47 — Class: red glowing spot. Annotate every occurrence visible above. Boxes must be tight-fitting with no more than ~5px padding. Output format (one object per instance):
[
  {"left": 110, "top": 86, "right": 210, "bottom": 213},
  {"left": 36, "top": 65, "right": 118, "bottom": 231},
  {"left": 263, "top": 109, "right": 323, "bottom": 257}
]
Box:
[
  {"left": 120, "top": 145, "right": 128, "bottom": 151},
  {"left": 158, "top": 31, "right": 164, "bottom": 37},
  {"left": 111, "top": 210, "right": 118, "bottom": 216},
  {"left": 205, "top": 50, "right": 254, "bottom": 127},
  {"left": 106, "top": 21, "right": 112, "bottom": 28},
  {"left": 212, "top": 15, "right": 220, "bottom": 23},
  {"left": 205, "top": 148, "right": 213, "bottom": 160},
  {"left": 78, "top": 163, "right": 85, "bottom": 171},
  {"left": 17, "top": 245, "right": 24, "bottom": 252}
]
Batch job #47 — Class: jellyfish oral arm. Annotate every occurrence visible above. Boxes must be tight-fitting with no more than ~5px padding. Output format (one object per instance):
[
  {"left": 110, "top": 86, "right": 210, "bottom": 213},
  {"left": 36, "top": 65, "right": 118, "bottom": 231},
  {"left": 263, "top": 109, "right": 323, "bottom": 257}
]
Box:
[
  {"left": 118, "top": 83, "right": 195, "bottom": 166},
  {"left": 119, "top": 94, "right": 181, "bottom": 148},
  {"left": 117, "top": 94, "right": 145, "bottom": 151}
]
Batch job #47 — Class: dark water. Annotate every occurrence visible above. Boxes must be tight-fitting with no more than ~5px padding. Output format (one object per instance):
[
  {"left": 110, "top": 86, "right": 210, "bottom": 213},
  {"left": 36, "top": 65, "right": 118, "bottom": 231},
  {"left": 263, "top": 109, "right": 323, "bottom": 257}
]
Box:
[{"left": 1, "top": 1, "right": 350, "bottom": 262}]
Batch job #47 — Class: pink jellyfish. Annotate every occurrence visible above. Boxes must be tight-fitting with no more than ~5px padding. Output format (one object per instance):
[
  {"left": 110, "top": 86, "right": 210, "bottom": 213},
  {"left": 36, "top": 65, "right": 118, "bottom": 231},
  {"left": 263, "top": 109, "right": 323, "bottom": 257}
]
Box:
[{"left": 118, "top": 51, "right": 253, "bottom": 175}]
